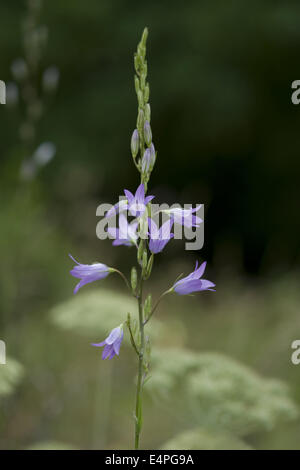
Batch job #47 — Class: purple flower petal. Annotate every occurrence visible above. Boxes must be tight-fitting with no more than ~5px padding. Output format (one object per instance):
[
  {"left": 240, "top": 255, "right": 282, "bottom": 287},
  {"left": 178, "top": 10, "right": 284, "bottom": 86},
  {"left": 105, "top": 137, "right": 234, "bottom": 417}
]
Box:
[
  {"left": 69, "top": 254, "right": 110, "bottom": 294},
  {"left": 93, "top": 325, "right": 124, "bottom": 361},
  {"left": 173, "top": 261, "right": 215, "bottom": 295}
]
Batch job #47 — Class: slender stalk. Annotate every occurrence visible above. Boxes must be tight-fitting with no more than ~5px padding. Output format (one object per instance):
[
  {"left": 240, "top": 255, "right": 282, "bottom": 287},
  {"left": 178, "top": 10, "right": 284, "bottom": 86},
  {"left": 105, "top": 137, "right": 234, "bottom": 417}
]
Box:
[
  {"left": 127, "top": 318, "right": 139, "bottom": 356},
  {"left": 143, "top": 289, "right": 172, "bottom": 325},
  {"left": 112, "top": 268, "right": 131, "bottom": 291},
  {"left": 134, "top": 275, "right": 144, "bottom": 449}
]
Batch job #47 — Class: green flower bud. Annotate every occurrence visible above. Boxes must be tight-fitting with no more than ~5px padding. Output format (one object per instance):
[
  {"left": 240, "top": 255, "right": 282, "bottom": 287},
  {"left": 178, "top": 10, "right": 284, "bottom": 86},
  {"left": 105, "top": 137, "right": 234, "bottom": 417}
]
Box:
[
  {"left": 144, "top": 84, "right": 150, "bottom": 103},
  {"left": 134, "top": 53, "right": 141, "bottom": 72},
  {"left": 142, "top": 250, "right": 148, "bottom": 271},
  {"left": 131, "top": 267, "right": 138, "bottom": 294},
  {"left": 145, "top": 253, "right": 154, "bottom": 279},
  {"left": 137, "top": 90, "right": 144, "bottom": 107},
  {"left": 137, "top": 44, "right": 146, "bottom": 60},
  {"left": 141, "top": 27, "right": 148, "bottom": 47},
  {"left": 137, "top": 108, "right": 144, "bottom": 129},
  {"left": 134, "top": 76, "right": 140, "bottom": 94},
  {"left": 131, "top": 129, "right": 139, "bottom": 158},
  {"left": 144, "top": 121, "right": 152, "bottom": 146},
  {"left": 145, "top": 103, "right": 151, "bottom": 122},
  {"left": 137, "top": 240, "right": 144, "bottom": 264}
]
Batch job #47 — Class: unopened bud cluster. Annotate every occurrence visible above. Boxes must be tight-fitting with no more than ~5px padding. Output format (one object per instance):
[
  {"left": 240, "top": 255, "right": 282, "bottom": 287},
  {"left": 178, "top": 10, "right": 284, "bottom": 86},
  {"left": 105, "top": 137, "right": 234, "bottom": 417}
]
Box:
[{"left": 130, "top": 28, "right": 157, "bottom": 189}]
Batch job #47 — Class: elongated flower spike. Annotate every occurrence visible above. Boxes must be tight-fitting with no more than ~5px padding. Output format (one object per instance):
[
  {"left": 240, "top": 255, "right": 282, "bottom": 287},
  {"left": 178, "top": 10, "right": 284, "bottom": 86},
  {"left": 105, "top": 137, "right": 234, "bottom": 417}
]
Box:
[
  {"left": 172, "top": 261, "right": 215, "bottom": 295},
  {"left": 92, "top": 325, "right": 124, "bottom": 360},
  {"left": 77, "top": 28, "right": 216, "bottom": 451},
  {"left": 107, "top": 213, "right": 139, "bottom": 247},
  {"left": 148, "top": 218, "right": 174, "bottom": 254},
  {"left": 69, "top": 254, "right": 113, "bottom": 294}
]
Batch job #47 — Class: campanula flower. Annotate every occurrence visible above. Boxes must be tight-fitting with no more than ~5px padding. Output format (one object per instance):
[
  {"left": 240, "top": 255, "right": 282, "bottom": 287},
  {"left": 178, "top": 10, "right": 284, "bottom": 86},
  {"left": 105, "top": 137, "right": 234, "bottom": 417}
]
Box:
[
  {"left": 172, "top": 261, "right": 215, "bottom": 295},
  {"left": 148, "top": 218, "right": 174, "bottom": 254},
  {"left": 107, "top": 213, "right": 139, "bottom": 247},
  {"left": 163, "top": 205, "right": 202, "bottom": 228},
  {"left": 124, "top": 183, "right": 154, "bottom": 217},
  {"left": 104, "top": 199, "right": 128, "bottom": 219},
  {"left": 92, "top": 325, "right": 124, "bottom": 360},
  {"left": 69, "top": 254, "right": 112, "bottom": 294},
  {"left": 105, "top": 183, "right": 154, "bottom": 219}
]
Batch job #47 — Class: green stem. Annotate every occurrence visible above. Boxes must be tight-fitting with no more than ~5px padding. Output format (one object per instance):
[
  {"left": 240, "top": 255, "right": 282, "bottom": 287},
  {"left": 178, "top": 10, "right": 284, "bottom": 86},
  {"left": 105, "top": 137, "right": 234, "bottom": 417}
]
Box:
[
  {"left": 127, "top": 318, "right": 139, "bottom": 356},
  {"left": 134, "top": 276, "right": 144, "bottom": 449},
  {"left": 112, "top": 268, "right": 131, "bottom": 291},
  {"left": 143, "top": 289, "right": 172, "bottom": 325}
]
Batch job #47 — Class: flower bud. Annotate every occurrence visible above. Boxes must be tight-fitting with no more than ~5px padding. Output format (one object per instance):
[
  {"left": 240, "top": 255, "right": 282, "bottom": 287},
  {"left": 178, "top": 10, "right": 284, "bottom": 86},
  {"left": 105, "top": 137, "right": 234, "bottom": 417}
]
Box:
[
  {"left": 134, "top": 76, "right": 140, "bottom": 94},
  {"left": 131, "top": 267, "right": 138, "bottom": 294},
  {"left": 134, "top": 54, "right": 140, "bottom": 72},
  {"left": 141, "top": 148, "right": 151, "bottom": 173},
  {"left": 145, "top": 253, "right": 154, "bottom": 279},
  {"left": 144, "top": 121, "right": 152, "bottom": 146},
  {"left": 137, "top": 240, "right": 144, "bottom": 264},
  {"left": 131, "top": 129, "right": 139, "bottom": 158},
  {"left": 141, "top": 27, "right": 148, "bottom": 46},
  {"left": 145, "top": 103, "right": 151, "bottom": 122},
  {"left": 142, "top": 250, "right": 148, "bottom": 276},
  {"left": 144, "top": 84, "right": 150, "bottom": 103},
  {"left": 137, "top": 44, "right": 146, "bottom": 60},
  {"left": 149, "top": 144, "right": 156, "bottom": 169},
  {"left": 137, "top": 109, "right": 144, "bottom": 129}
]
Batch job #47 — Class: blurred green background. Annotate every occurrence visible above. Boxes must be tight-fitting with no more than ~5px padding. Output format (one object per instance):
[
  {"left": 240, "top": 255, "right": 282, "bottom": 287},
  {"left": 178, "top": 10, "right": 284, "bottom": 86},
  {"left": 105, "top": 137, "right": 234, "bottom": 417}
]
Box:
[{"left": 1, "top": 0, "right": 300, "bottom": 450}]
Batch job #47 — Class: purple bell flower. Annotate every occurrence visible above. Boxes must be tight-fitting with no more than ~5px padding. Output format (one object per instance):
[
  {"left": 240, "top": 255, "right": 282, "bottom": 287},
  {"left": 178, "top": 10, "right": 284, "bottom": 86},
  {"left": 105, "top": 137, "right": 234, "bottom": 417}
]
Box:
[
  {"left": 124, "top": 183, "right": 154, "bottom": 217},
  {"left": 107, "top": 213, "right": 139, "bottom": 247},
  {"left": 92, "top": 325, "right": 124, "bottom": 360},
  {"left": 163, "top": 205, "right": 202, "bottom": 228},
  {"left": 69, "top": 254, "right": 111, "bottom": 294},
  {"left": 148, "top": 218, "right": 174, "bottom": 254},
  {"left": 173, "top": 261, "right": 215, "bottom": 295},
  {"left": 105, "top": 183, "right": 154, "bottom": 219}
]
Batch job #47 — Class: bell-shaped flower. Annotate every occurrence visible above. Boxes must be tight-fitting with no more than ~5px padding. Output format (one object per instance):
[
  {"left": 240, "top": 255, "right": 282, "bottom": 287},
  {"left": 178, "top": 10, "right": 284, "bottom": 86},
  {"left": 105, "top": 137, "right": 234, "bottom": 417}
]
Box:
[
  {"left": 92, "top": 325, "right": 124, "bottom": 360},
  {"left": 148, "top": 217, "right": 174, "bottom": 254},
  {"left": 69, "top": 254, "right": 112, "bottom": 294},
  {"left": 107, "top": 213, "right": 139, "bottom": 247},
  {"left": 124, "top": 183, "right": 154, "bottom": 217},
  {"left": 105, "top": 183, "right": 154, "bottom": 219},
  {"left": 172, "top": 261, "right": 215, "bottom": 295},
  {"left": 162, "top": 205, "right": 202, "bottom": 228}
]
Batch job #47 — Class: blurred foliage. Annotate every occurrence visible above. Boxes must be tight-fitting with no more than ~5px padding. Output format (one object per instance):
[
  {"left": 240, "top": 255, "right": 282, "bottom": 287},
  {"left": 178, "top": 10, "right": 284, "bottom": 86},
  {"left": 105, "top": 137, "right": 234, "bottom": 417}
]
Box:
[
  {"left": 160, "top": 428, "right": 252, "bottom": 450},
  {"left": 50, "top": 289, "right": 165, "bottom": 344},
  {"left": 27, "top": 441, "right": 77, "bottom": 450},
  {"left": 149, "top": 349, "right": 298, "bottom": 439},
  {"left": 0, "top": 357, "right": 24, "bottom": 398}
]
